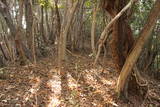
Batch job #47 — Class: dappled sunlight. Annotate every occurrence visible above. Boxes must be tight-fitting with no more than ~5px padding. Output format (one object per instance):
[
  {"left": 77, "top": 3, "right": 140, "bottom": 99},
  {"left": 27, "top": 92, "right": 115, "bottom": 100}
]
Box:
[
  {"left": 48, "top": 97, "right": 61, "bottom": 107},
  {"left": 100, "top": 77, "right": 115, "bottom": 86},
  {"left": 84, "top": 69, "right": 109, "bottom": 94},
  {"left": 67, "top": 73, "right": 79, "bottom": 90},
  {"left": 82, "top": 68, "right": 118, "bottom": 106},
  {"left": 23, "top": 76, "right": 41, "bottom": 102},
  {"left": 47, "top": 69, "right": 61, "bottom": 107},
  {"left": 89, "top": 68, "right": 116, "bottom": 86}
]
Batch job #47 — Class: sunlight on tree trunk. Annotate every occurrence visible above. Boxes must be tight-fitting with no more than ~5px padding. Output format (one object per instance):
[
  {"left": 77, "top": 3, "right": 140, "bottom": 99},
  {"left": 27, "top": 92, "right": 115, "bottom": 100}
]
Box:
[
  {"left": 117, "top": 0, "right": 160, "bottom": 97},
  {"left": 94, "top": 0, "right": 135, "bottom": 65}
]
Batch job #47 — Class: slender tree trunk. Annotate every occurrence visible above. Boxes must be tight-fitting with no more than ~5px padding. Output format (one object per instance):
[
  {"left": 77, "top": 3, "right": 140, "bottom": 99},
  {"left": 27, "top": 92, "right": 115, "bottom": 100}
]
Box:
[
  {"left": 0, "top": 42, "right": 8, "bottom": 60},
  {"left": 32, "top": 19, "right": 36, "bottom": 64},
  {"left": 117, "top": 0, "right": 160, "bottom": 97},
  {"left": 55, "top": 0, "right": 61, "bottom": 40},
  {"left": 58, "top": 0, "right": 78, "bottom": 65},
  {"left": 0, "top": 0, "right": 27, "bottom": 63},
  {"left": 45, "top": 0, "right": 50, "bottom": 38},
  {"left": 15, "top": 28, "right": 27, "bottom": 64},
  {"left": 18, "top": 0, "right": 24, "bottom": 28},
  {"left": 69, "top": 0, "right": 85, "bottom": 51},
  {"left": 91, "top": 4, "right": 98, "bottom": 55},
  {"left": 40, "top": 6, "right": 47, "bottom": 44},
  {"left": 25, "top": 0, "right": 34, "bottom": 61}
]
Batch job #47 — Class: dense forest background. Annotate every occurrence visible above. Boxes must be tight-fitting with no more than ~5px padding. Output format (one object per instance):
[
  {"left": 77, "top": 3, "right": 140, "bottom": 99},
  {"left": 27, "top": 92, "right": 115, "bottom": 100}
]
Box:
[{"left": 0, "top": 0, "right": 160, "bottom": 106}]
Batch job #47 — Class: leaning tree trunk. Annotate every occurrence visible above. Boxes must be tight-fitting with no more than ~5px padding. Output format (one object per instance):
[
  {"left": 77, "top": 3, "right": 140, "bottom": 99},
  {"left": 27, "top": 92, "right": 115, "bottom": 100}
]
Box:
[{"left": 117, "top": 0, "right": 160, "bottom": 97}]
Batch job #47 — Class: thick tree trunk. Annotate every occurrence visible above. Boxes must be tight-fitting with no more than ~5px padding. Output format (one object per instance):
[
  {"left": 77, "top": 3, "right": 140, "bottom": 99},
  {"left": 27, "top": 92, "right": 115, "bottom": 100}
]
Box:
[
  {"left": 110, "top": 0, "right": 134, "bottom": 72},
  {"left": 117, "top": 0, "right": 160, "bottom": 97},
  {"left": 100, "top": 0, "right": 135, "bottom": 99},
  {"left": 94, "top": 0, "right": 135, "bottom": 65}
]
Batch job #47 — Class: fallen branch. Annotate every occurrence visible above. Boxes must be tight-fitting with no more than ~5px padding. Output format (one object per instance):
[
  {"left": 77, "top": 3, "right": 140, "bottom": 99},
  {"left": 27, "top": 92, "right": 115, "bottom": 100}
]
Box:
[{"left": 66, "top": 49, "right": 85, "bottom": 59}]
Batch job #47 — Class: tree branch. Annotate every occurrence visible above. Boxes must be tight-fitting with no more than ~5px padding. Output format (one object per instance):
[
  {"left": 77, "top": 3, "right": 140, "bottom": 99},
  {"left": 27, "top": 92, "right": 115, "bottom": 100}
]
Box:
[
  {"left": 94, "top": 0, "right": 136, "bottom": 65},
  {"left": 117, "top": 0, "right": 160, "bottom": 96}
]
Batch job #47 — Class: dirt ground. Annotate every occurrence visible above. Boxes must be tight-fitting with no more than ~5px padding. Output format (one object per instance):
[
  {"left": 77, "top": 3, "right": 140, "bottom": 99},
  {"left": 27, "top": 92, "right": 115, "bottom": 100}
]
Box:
[{"left": 0, "top": 53, "right": 160, "bottom": 107}]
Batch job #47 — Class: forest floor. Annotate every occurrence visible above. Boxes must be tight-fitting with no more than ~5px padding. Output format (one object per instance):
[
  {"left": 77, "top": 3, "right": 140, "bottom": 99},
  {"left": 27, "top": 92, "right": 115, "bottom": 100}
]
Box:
[{"left": 0, "top": 52, "right": 160, "bottom": 107}]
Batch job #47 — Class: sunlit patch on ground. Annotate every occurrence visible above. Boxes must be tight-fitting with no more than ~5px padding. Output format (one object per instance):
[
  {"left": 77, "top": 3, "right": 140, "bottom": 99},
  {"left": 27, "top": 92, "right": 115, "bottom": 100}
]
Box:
[
  {"left": 23, "top": 76, "right": 41, "bottom": 102},
  {"left": 82, "top": 68, "right": 118, "bottom": 106},
  {"left": 67, "top": 73, "right": 79, "bottom": 90},
  {"left": 1, "top": 57, "right": 156, "bottom": 106},
  {"left": 47, "top": 69, "right": 61, "bottom": 107}
]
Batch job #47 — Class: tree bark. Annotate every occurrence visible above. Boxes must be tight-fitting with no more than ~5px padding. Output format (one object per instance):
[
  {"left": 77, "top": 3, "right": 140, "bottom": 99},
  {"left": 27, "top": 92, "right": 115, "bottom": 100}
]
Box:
[
  {"left": 55, "top": 0, "right": 61, "bottom": 40},
  {"left": 110, "top": 0, "right": 135, "bottom": 72},
  {"left": 117, "top": 0, "right": 160, "bottom": 97},
  {"left": 25, "top": 0, "right": 34, "bottom": 61},
  {"left": 94, "top": 0, "right": 135, "bottom": 65},
  {"left": 45, "top": 0, "right": 50, "bottom": 38},
  {"left": 0, "top": 0, "right": 27, "bottom": 63},
  {"left": 91, "top": 5, "right": 98, "bottom": 55},
  {"left": 40, "top": 6, "right": 47, "bottom": 44},
  {"left": 58, "top": 0, "right": 78, "bottom": 65}
]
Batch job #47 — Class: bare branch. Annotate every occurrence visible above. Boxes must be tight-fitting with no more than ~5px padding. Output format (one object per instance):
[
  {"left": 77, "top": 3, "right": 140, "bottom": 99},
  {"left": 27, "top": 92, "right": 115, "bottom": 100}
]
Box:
[{"left": 94, "top": 0, "right": 136, "bottom": 65}]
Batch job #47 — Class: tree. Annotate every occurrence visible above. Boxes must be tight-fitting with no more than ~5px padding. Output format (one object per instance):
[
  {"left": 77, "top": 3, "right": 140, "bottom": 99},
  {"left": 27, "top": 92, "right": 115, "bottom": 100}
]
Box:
[
  {"left": 0, "top": 0, "right": 27, "bottom": 64},
  {"left": 91, "top": 1, "right": 98, "bottom": 55},
  {"left": 58, "top": 0, "right": 79, "bottom": 65},
  {"left": 100, "top": 0, "right": 135, "bottom": 72},
  {"left": 117, "top": 0, "right": 160, "bottom": 97},
  {"left": 25, "top": 0, "right": 35, "bottom": 62}
]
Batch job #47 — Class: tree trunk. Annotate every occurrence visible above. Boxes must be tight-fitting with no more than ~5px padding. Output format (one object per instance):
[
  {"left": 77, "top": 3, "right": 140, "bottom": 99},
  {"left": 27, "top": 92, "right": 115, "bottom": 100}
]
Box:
[
  {"left": 100, "top": 0, "right": 135, "bottom": 99},
  {"left": 25, "top": 0, "right": 34, "bottom": 61},
  {"left": 15, "top": 28, "right": 27, "bottom": 64},
  {"left": 0, "top": 0, "right": 27, "bottom": 63},
  {"left": 58, "top": 0, "right": 78, "bottom": 65},
  {"left": 117, "top": 0, "right": 160, "bottom": 97},
  {"left": 94, "top": 0, "right": 135, "bottom": 65},
  {"left": 17, "top": 0, "right": 24, "bottom": 28},
  {"left": 110, "top": 0, "right": 134, "bottom": 72},
  {"left": 45, "top": 0, "right": 50, "bottom": 38},
  {"left": 55, "top": 0, "right": 61, "bottom": 41},
  {"left": 40, "top": 6, "right": 47, "bottom": 44},
  {"left": 91, "top": 4, "right": 98, "bottom": 55}
]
